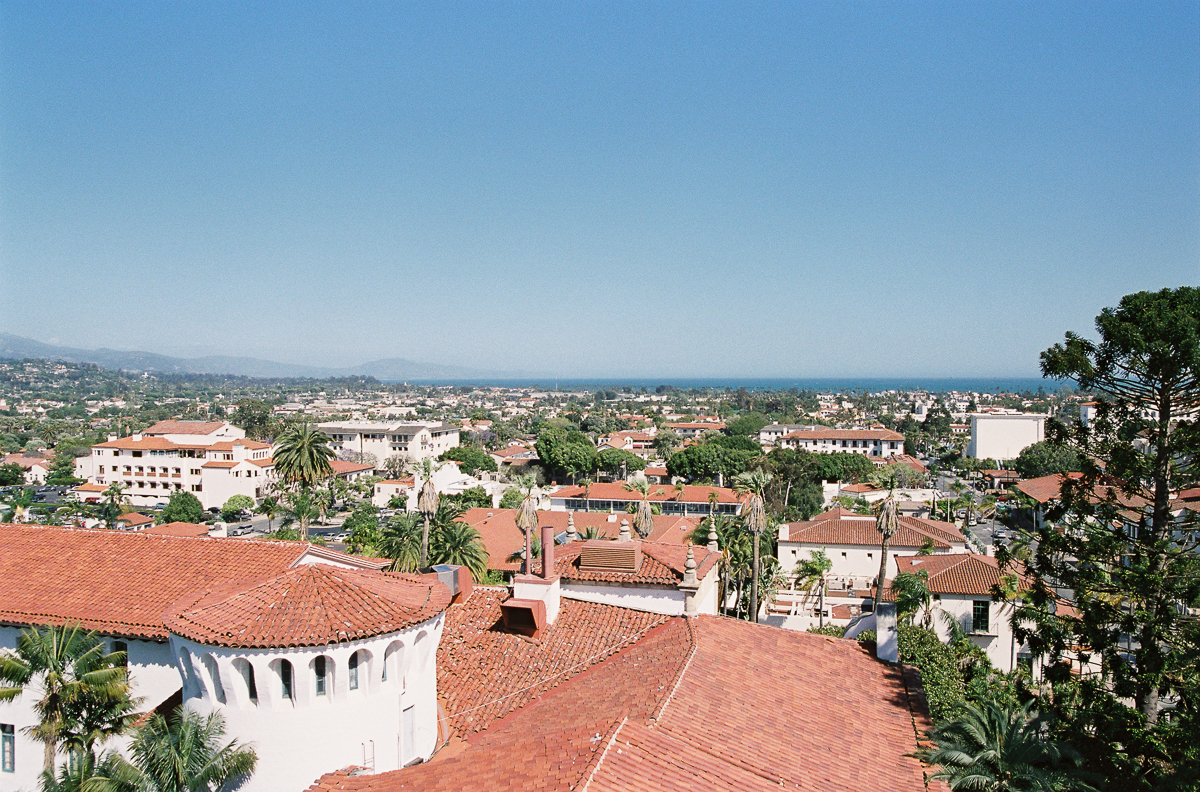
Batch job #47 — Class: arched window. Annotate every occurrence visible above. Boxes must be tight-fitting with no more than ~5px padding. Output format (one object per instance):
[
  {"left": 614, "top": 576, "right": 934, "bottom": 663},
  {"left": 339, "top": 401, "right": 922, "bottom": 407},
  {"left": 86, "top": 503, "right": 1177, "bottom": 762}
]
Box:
[
  {"left": 348, "top": 652, "right": 360, "bottom": 691},
  {"left": 279, "top": 659, "right": 294, "bottom": 701},
  {"left": 201, "top": 655, "right": 226, "bottom": 704},
  {"left": 232, "top": 659, "right": 258, "bottom": 705},
  {"left": 314, "top": 656, "right": 327, "bottom": 696}
]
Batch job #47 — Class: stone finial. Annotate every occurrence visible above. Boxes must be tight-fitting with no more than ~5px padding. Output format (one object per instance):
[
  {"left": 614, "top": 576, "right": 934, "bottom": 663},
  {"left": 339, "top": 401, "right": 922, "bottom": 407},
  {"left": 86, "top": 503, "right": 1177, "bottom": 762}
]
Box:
[
  {"left": 707, "top": 522, "right": 719, "bottom": 552},
  {"left": 618, "top": 519, "right": 632, "bottom": 542},
  {"left": 682, "top": 543, "right": 698, "bottom": 586},
  {"left": 566, "top": 514, "right": 579, "bottom": 542}
]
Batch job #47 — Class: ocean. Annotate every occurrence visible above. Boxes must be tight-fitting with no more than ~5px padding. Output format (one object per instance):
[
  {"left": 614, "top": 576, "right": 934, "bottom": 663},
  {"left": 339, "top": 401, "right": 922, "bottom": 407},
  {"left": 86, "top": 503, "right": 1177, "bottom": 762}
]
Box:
[{"left": 395, "top": 376, "right": 1061, "bottom": 394}]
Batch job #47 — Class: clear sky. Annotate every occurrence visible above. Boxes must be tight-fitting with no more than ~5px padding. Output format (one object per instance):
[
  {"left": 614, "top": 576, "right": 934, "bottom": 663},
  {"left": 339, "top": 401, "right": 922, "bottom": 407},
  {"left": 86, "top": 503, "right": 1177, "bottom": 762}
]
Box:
[{"left": 1, "top": 2, "right": 1196, "bottom": 378}]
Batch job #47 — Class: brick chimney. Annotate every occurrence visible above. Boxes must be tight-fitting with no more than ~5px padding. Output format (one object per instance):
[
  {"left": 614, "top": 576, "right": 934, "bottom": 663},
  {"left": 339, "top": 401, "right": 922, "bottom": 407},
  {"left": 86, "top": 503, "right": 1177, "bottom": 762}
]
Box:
[{"left": 511, "top": 524, "right": 561, "bottom": 626}]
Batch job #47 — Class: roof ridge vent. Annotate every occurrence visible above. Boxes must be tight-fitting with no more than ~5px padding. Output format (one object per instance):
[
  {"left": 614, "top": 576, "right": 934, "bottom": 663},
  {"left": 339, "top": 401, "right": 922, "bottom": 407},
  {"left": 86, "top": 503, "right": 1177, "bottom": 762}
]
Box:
[{"left": 578, "top": 540, "right": 642, "bottom": 573}]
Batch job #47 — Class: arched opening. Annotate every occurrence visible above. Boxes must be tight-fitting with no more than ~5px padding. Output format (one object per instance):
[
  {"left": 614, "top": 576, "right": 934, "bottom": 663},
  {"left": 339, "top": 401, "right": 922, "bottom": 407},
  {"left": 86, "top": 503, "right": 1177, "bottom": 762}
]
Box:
[
  {"left": 200, "top": 655, "right": 226, "bottom": 704},
  {"left": 231, "top": 658, "right": 258, "bottom": 706},
  {"left": 312, "top": 655, "right": 331, "bottom": 697},
  {"left": 382, "top": 641, "right": 404, "bottom": 688},
  {"left": 276, "top": 659, "right": 294, "bottom": 703},
  {"left": 177, "top": 647, "right": 200, "bottom": 699},
  {"left": 348, "top": 651, "right": 360, "bottom": 691}
]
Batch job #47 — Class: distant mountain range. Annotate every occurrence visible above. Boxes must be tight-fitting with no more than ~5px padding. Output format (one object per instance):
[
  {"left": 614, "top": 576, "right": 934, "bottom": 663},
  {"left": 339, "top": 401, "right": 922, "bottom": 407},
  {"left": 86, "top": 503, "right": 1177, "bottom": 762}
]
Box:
[{"left": 0, "top": 333, "right": 491, "bottom": 381}]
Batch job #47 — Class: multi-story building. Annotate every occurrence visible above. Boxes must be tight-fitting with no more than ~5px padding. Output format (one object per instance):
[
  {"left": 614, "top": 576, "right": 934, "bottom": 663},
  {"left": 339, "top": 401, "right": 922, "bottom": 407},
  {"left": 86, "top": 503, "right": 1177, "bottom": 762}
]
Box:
[
  {"left": 74, "top": 420, "right": 274, "bottom": 510},
  {"left": 318, "top": 420, "right": 459, "bottom": 466},
  {"left": 774, "top": 427, "right": 904, "bottom": 457},
  {"left": 965, "top": 413, "right": 1046, "bottom": 460}
]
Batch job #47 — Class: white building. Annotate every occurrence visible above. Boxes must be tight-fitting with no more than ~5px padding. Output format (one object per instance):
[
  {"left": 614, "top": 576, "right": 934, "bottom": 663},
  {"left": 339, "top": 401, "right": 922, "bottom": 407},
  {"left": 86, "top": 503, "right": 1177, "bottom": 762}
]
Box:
[
  {"left": 777, "top": 507, "right": 969, "bottom": 588},
  {"left": 0, "top": 525, "right": 414, "bottom": 792},
  {"left": 74, "top": 421, "right": 275, "bottom": 510},
  {"left": 889, "top": 554, "right": 1037, "bottom": 673},
  {"left": 318, "top": 421, "right": 459, "bottom": 465},
  {"left": 370, "top": 462, "right": 504, "bottom": 510},
  {"left": 965, "top": 413, "right": 1046, "bottom": 460},
  {"left": 775, "top": 427, "right": 905, "bottom": 457}
]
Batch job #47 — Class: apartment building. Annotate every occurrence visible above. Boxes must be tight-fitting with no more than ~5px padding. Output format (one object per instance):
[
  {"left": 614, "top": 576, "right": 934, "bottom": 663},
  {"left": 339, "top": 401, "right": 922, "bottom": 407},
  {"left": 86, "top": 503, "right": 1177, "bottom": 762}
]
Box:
[
  {"left": 317, "top": 420, "right": 459, "bottom": 464},
  {"left": 74, "top": 420, "right": 274, "bottom": 510}
]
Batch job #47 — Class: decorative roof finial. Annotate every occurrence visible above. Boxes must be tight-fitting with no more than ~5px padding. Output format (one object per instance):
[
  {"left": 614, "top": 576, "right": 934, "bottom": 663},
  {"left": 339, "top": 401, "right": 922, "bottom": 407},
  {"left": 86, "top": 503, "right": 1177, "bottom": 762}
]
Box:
[
  {"left": 682, "top": 543, "right": 698, "bottom": 586},
  {"left": 707, "top": 521, "right": 719, "bottom": 552},
  {"left": 566, "top": 514, "right": 579, "bottom": 542},
  {"left": 619, "top": 519, "right": 632, "bottom": 542}
]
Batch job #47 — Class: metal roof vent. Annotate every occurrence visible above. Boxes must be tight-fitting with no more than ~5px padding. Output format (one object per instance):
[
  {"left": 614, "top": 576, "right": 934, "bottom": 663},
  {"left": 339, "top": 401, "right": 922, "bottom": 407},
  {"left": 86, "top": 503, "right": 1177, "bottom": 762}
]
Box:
[
  {"left": 431, "top": 564, "right": 461, "bottom": 597},
  {"left": 578, "top": 540, "right": 642, "bottom": 574}
]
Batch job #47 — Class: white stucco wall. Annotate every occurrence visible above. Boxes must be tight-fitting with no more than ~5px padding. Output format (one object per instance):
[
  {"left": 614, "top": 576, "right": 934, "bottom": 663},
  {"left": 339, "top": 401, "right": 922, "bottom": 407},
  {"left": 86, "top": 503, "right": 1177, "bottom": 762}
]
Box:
[
  {"left": 0, "top": 629, "right": 181, "bottom": 792},
  {"left": 560, "top": 581, "right": 688, "bottom": 616},
  {"left": 779, "top": 541, "right": 952, "bottom": 586},
  {"left": 171, "top": 611, "right": 445, "bottom": 792},
  {"left": 966, "top": 414, "right": 1046, "bottom": 461}
]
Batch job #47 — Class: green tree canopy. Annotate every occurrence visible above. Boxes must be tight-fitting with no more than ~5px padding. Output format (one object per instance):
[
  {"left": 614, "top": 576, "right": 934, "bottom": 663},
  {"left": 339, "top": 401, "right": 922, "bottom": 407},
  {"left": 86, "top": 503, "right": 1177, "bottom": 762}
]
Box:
[
  {"left": 0, "top": 462, "right": 23, "bottom": 486},
  {"left": 161, "top": 491, "right": 204, "bottom": 524},
  {"left": 534, "top": 427, "right": 597, "bottom": 483},
  {"left": 1011, "top": 440, "right": 1082, "bottom": 479},
  {"left": 723, "top": 412, "right": 769, "bottom": 438},
  {"left": 220, "top": 494, "right": 255, "bottom": 521},
  {"left": 439, "top": 446, "right": 498, "bottom": 476},
  {"left": 596, "top": 448, "right": 646, "bottom": 475}
]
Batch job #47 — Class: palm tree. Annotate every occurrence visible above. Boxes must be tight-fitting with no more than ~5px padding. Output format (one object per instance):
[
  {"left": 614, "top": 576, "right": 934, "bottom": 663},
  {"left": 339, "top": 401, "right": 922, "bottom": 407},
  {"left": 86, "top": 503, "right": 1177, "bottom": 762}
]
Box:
[
  {"left": 513, "top": 475, "right": 538, "bottom": 575},
  {"left": 378, "top": 513, "right": 423, "bottom": 573},
  {"left": 411, "top": 459, "right": 442, "bottom": 568},
  {"left": 794, "top": 549, "right": 833, "bottom": 628},
  {"left": 272, "top": 422, "right": 335, "bottom": 490},
  {"left": 622, "top": 479, "right": 654, "bottom": 538},
  {"left": 891, "top": 569, "right": 933, "bottom": 627},
  {"left": 255, "top": 496, "right": 279, "bottom": 532},
  {"left": 125, "top": 708, "right": 256, "bottom": 792},
  {"left": 873, "top": 494, "right": 899, "bottom": 610},
  {"left": 279, "top": 489, "right": 319, "bottom": 541},
  {"left": 38, "top": 748, "right": 140, "bottom": 792},
  {"left": 733, "top": 470, "right": 771, "bottom": 623},
  {"left": 11, "top": 486, "right": 35, "bottom": 523},
  {"left": 0, "top": 625, "right": 134, "bottom": 772},
  {"left": 432, "top": 523, "right": 489, "bottom": 581},
  {"left": 925, "top": 700, "right": 1097, "bottom": 791}
]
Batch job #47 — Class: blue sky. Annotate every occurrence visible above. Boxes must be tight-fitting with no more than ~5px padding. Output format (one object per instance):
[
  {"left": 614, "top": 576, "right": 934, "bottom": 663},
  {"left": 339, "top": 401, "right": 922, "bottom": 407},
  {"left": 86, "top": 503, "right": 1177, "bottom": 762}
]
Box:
[{"left": 1, "top": 2, "right": 1196, "bottom": 378}]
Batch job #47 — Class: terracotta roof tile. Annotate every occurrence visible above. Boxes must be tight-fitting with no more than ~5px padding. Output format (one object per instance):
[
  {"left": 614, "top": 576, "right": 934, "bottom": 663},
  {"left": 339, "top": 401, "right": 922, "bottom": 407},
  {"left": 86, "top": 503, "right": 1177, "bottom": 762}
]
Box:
[
  {"left": 782, "top": 427, "right": 904, "bottom": 441},
  {"left": 143, "top": 420, "right": 229, "bottom": 435},
  {"left": 0, "top": 524, "right": 308, "bottom": 639},
  {"left": 529, "top": 541, "right": 721, "bottom": 585},
  {"left": 458, "top": 508, "right": 702, "bottom": 572},
  {"left": 165, "top": 565, "right": 450, "bottom": 649},
  {"left": 551, "top": 482, "right": 745, "bottom": 504},
  {"left": 785, "top": 516, "right": 954, "bottom": 549}
]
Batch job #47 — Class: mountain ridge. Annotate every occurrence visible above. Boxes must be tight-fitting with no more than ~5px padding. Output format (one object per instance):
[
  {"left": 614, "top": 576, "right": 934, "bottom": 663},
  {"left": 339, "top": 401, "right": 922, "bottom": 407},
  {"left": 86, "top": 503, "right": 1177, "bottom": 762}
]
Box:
[{"left": 0, "top": 333, "right": 488, "bottom": 381}]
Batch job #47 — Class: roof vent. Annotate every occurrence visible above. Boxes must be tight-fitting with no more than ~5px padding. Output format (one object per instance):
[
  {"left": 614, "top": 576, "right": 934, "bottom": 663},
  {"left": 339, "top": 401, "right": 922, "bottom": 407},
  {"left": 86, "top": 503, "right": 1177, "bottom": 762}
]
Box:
[
  {"left": 500, "top": 597, "right": 547, "bottom": 637},
  {"left": 431, "top": 564, "right": 461, "bottom": 597},
  {"left": 579, "top": 540, "right": 642, "bottom": 573}
]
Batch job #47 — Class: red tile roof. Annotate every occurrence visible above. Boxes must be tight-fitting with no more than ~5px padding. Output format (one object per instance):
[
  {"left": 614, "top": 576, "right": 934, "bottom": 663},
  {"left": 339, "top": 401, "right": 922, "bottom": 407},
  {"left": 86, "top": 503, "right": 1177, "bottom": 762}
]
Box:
[
  {"left": 117, "top": 512, "right": 154, "bottom": 527},
  {"left": 143, "top": 420, "right": 230, "bottom": 436},
  {"left": 551, "top": 482, "right": 745, "bottom": 504},
  {"left": 784, "top": 515, "right": 956, "bottom": 549},
  {"left": 893, "top": 553, "right": 1009, "bottom": 596},
  {"left": 529, "top": 541, "right": 721, "bottom": 585},
  {"left": 306, "top": 614, "right": 934, "bottom": 792},
  {"left": 95, "top": 436, "right": 181, "bottom": 451},
  {"left": 329, "top": 459, "right": 374, "bottom": 474},
  {"left": 142, "top": 521, "right": 211, "bottom": 537},
  {"left": 165, "top": 565, "right": 450, "bottom": 649},
  {"left": 437, "top": 588, "right": 671, "bottom": 736},
  {"left": 0, "top": 524, "right": 310, "bottom": 640},
  {"left": 782, "top": 427, "right": 904, "bottom": 441},
  {"left": 201, "top": 460, "right": 239, "bottom": 468},
  {"left": 1016, "top": 472, "right": 1150, "bottom": 509},
  {"left": 458, "top": 508, "right": 702, "bottom": 572}
]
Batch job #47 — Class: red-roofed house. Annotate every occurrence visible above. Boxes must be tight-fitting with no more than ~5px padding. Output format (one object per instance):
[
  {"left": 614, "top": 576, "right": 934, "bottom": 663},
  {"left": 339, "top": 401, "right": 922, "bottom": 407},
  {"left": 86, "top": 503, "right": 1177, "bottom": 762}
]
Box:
[
  {"left": 1, "top": 452, "right": 54, "bottom": 484},
  {"left": 778, "top": 507, "right": 969, "bottom": 591},
  {"left": 549, "top": 482, "right": 746, "bottom": 516}
]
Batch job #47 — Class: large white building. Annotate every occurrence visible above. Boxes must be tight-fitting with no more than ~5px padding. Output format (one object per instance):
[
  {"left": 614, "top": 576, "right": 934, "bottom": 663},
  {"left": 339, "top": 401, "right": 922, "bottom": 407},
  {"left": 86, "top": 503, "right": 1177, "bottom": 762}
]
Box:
[
  {"left": 965, "top": 413, "right": 1046, "bottom": 460},
  {"left": 318, "top": 421, "right": 459, "bottom": 466},
  {"left": 773, "top": 427, "right": 905, "bottom": 457},
  {"left": 74, "top": 421, "right": 274, "bottom": 510}
]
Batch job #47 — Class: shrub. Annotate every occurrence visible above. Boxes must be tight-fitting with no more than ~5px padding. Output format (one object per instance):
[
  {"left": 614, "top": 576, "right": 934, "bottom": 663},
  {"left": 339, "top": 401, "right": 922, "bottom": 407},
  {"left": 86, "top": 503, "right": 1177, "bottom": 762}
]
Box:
[{"left": 898, "top": 624, "right": 966, "bottom": 723}]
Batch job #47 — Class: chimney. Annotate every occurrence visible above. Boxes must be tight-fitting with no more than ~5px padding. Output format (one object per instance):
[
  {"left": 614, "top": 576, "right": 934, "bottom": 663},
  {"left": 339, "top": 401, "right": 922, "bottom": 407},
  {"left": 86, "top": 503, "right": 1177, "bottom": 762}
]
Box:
[
  {"left": 132, "top": 433, "right": 143, "bottom": 441},
  {"left": 875, "top": 602, "right": 898, "bottom": 663},
  {"left": 540, "top": 525, "right": 555, "bottom": 580}
]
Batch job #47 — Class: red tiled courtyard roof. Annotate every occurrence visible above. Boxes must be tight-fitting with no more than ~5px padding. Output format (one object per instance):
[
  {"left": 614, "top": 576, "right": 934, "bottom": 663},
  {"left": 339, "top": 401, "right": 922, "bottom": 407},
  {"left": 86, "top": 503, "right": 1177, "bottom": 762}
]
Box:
[{"left": 165, "top": 565, "right": 450, "bottom": 649}]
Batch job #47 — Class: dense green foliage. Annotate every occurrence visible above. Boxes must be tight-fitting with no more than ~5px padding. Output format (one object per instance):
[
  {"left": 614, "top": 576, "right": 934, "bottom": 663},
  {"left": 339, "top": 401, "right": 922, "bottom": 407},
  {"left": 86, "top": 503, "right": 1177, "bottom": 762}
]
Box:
[
  {"left": 898, "top": 624, "right": 968, "bottom": 723},
  {"left": 723, "top": 412, "right": 769, "bottom": 437},
  {"left": 596, "top": 448, "right": 646, "bottom": 474},
  {"left": 0, "top": 462, "right": 23, "bottom": 485},
  {"left": 439, "top": 445, "right": 498, "bottom": 475},
  {"left": 1011, "top": 440, "right": 1081, "bottom": 479},
  {"left": 160, "top": 490, "right": 204, "bottom": 524},
  {"left": 535, "top": 427, "right": 597, "bottom": 482}
]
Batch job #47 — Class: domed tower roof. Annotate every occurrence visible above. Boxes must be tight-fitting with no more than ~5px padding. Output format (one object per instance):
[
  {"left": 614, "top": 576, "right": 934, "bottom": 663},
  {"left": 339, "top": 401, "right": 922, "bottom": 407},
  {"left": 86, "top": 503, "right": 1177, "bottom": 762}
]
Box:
[{"left": 165, "top": 564, "right": 451, "bottom": 649}]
